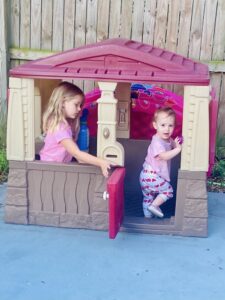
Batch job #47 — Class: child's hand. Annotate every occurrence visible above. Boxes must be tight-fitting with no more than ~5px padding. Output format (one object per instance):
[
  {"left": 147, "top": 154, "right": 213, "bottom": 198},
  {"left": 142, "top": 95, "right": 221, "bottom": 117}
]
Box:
[
  {"left": 174, "top": 136, "right": 183, "bottom": 151},
  {"left": 177, "top": 136, "right": 184, "bottom": 144},
  {"left": 100, "top": 159, "right": 113, "bottom": 178}
]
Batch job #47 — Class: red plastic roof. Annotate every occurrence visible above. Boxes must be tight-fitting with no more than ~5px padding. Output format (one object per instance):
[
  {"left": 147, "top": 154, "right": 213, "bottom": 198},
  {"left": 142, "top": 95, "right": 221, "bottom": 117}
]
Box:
[{"left": 10, "top": 38, "right": 209, "bottom": 85}]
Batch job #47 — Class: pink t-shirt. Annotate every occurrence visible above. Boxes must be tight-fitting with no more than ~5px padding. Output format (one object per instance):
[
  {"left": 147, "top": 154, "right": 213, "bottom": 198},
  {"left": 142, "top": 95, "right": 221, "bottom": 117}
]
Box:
[
  {"left": 145, "top": 134, "right": 174, "bottom": 181},
  {"left": 40, "top": 123, "right": 74, "bottom": 163}
]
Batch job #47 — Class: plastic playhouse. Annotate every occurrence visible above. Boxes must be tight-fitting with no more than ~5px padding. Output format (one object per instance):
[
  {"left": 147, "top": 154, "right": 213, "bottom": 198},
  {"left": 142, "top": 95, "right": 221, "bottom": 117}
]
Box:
[{"left": 5, "top": 38, "right": 217, "bottom": 238}]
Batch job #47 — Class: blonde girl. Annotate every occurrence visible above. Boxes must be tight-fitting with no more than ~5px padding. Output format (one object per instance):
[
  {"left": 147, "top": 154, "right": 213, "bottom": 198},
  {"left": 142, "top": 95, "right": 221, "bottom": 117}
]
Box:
[{"left": 40, "top": 81, "right": 112, "bottom": 177}]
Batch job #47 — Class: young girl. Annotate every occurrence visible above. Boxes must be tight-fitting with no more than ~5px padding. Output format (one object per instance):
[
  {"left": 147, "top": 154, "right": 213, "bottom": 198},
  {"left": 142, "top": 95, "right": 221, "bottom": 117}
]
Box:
[
  {"left": 40, "top": 81, "right": 112, "bottom": 178},
  {"left": 139, "top": 107, "right": 182, "bottom": 218}
]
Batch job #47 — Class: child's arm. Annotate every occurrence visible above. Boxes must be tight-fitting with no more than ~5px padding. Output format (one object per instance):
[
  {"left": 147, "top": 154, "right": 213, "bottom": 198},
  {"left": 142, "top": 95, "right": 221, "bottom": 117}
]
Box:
[
  {"left": 156, "top": 137, "right": 182, "bottom": 161},
  {"left": 60, "top": 138, "right": 112, "bottom": 177}
]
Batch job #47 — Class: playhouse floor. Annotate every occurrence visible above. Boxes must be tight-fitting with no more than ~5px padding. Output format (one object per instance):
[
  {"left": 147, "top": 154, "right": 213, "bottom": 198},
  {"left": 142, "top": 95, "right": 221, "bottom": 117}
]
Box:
[{"left": 0, "top": 183, "right": 225, "bottom": 300}]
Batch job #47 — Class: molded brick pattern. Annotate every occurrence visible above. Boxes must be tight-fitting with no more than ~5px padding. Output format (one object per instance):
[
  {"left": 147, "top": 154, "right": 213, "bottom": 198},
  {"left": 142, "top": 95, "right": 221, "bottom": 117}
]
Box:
[
  {"left": 184, "top": 199, "right": 208, "bottom": 218},
  {"left": 4, "top": 206, "right": 28, "bottom": 225},
  {"left": 6, "top": 188, "right": 27, "bottom": 206},
  {"left": 183, "top": 218, "right": 207, "bottom": 237},
  {"left": 186, "top": 180, "right": 207, "bottom": 199},
  {"left": 29, "top": 212, "right": 60, "bottom": 227},
  {"left": 7, "top": 169, "right": 27, "bottom": 187},
  {"left": 59, "top": 214, "right": 92, "bottom": 229},
  {"left": 182, "top": 178, "right": 208, "bottom": 237},
  {"left": 91, "top": 212, "right": 108, "bottom": 230},
  {"left": 5, "top": 168, "right": 28, "bottom": 224}
]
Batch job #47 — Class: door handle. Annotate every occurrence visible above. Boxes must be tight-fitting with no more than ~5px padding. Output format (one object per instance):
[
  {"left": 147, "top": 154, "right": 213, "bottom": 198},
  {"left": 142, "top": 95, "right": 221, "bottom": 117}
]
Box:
[{"left": 103, "top": 191, "right": 109, "bottom": 201}]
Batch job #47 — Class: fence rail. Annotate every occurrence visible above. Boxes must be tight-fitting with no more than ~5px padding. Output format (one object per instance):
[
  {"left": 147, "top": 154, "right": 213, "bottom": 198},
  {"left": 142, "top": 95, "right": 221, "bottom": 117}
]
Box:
[{"left": 1, "top": 0, "right": 225, "bottom": 136}]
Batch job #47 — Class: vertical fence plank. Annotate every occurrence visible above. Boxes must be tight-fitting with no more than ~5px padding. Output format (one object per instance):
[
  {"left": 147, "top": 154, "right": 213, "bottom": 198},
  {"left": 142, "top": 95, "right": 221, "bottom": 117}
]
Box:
[
  {"left": 52, "top": 0, "right": 64, "bottom": 51},
  {"left": 84, "top": 0, "right": 97, "bottom": 92},
  {"left": 200, "top": 0, "right": 217, "bottom": 61},
  {"left": 143, "top": 0, "right": 157, "bottom": 45},
  {"left": 177, "top": 0, "right": 193, "bottom": 57},
  {"left": 153, "top": 0, "right": 169, "bottom": 48},
  {"left": 131, "top": 0, "right": 145, "bottom": 42},
  {"left": 109, "top": 0, "right": 121, "bottom": 38},
  {"left": 165, "top": 0, "right": 180, "bottom": 52},
  {"left": 212, "top": 0, "right": 225, "bottom": 60},
  {"left": 41, "top": 0, "right": 53, "bottom": 50},
  {"left": 74, "top": 0, "right": 87, "bottom": 89},
  {"left": 10, "top": 59, "right": 21, "bottom": 68},
  {"left": 8, "top": 0, "right": 20, "bottom": 47},
  {"left": 63, "top": 0, "right": 75, "bottom": 50},
  {"left": 86, "top": 0, "right": 97, "bottom": 44},
  {"left": 75, "top": 0, "right": 87, "bottom": 47},
  {"left": 218, "top": 74, "right": 225, "bottom": 137},
  {"left": 31, "top": 0, "right": 41, "bottom": 50},
  {"left": 20, "top": 0, "right": 30, "bottom": 48},
  {"left": 207, "top": 71, "right": 225, "bottom": 148},
  {"left": 210, "top": 73, "right": 222, "bottom": 101},
  {"left": 188, "top": 0, "right": 205, "bottom": 59},
  {"left": 97, "top": 0, "right": 110, "bottom": 42},
  {"left": 0, "top": 0, "right": 8, "bottom": 116},
  {"left": 120, "top": 0, "right": 132, "bottom": 39}
]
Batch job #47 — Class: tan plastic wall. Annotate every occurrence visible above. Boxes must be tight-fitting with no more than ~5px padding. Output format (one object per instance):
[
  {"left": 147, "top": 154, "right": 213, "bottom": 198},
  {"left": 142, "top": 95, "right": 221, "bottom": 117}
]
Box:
[
  {"left": 34, "top": 86, "right": 41, "bottom": 139},
  {"left": 7, "top": 77, "right": 35, "bottom": 161},
  {"left": 34, "top": 79, "right": 61, "bottom": 115},
  {"left": 115, "top": 83, "right": 131, "bottom": 139},
  {"left": 181, "top": 85, "right": 210, "bottom": 171},
  {"left": 33, "top": 79, "right": 61, "bottom": 141},
  {"left": 97, "top": 82, "right": 124, "bottom": 166}
]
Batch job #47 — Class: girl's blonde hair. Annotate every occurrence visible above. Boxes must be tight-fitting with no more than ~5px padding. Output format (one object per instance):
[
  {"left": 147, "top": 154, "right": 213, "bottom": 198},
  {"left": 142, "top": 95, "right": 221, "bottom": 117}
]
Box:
[
  {"left": 153, "top": 106, "right": 176, "bottom": 123},
  {"left": 42, "top": 82, "right": 85, "bottom": 136}
]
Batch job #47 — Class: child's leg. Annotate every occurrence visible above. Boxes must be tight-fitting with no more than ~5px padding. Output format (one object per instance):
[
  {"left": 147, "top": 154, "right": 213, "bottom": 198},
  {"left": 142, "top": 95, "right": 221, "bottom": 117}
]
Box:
[
  {"left": 143, "top": 194, "right": 155, "bottom": 218},
  {"left": 140, "top": 167, "right": 156, "bottom": 218},
  {"left": 149, "top": 178, "right": 173, "bottom": 217},
  {"left": 151, "top": 194, "right": 165, "bottom": 207}
]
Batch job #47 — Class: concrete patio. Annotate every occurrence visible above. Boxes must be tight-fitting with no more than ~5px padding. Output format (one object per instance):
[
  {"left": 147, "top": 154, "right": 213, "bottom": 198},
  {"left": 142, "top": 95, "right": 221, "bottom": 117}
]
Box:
[{"left": 0, "top": 183, "right": 224, "bottom": 300}]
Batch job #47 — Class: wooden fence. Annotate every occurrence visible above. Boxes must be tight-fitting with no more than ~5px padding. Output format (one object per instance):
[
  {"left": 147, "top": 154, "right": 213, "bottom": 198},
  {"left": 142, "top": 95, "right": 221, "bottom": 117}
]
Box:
[{"left": 1, "top": 0, "right": 225, "bottom": 137}]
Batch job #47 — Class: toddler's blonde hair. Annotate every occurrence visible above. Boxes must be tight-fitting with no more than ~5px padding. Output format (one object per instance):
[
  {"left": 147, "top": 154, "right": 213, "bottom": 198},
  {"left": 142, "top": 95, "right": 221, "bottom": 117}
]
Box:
[
  {"left": 153, "top": 106, "right": 176, "bottom": 123},
  {"left": 42, "top": 82, "right": 85, "bottom": 136}
]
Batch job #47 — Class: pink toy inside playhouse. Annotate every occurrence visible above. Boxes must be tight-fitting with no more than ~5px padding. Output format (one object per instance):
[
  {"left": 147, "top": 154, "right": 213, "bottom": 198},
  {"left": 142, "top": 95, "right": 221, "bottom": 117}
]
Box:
[
  {"left": 5, "top": 38, "right": 217, "bottom": 238},
  {"left": 84, "top": 84, "right": 183, "bottom": 139}
]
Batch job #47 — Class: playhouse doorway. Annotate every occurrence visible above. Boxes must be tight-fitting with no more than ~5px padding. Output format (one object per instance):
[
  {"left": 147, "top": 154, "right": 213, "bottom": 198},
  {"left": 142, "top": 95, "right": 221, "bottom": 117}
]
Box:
[{"left": 118, "top": 139, "right": 181, "bottom": 224}]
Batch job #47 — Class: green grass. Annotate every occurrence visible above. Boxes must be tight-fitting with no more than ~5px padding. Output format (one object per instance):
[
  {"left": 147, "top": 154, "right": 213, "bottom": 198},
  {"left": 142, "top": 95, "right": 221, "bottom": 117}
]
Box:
[
  {"left": 207, "top": 135, "right": 225, "bottom": 192},
  {"left": 0, "top": 113, "right": 8, "bottom": 183},
  {"left": 0, "top": 147, "right": 8, "bottom": 182}
]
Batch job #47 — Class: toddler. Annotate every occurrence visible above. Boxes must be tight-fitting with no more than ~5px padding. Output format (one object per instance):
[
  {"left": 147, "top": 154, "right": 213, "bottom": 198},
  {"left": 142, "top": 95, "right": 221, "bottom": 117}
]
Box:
[
  {"left": 139, "top": 107, "right": 182, "bottom": 218},
  {"left": 40, "top": 81, "right": 113, "bottom": 177}
]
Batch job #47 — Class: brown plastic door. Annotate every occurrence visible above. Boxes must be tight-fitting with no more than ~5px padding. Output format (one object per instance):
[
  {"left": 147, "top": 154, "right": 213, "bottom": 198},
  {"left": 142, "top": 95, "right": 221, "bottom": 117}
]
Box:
[{"left": 107, "top": 167, "right": 126, "bottom": 239}]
